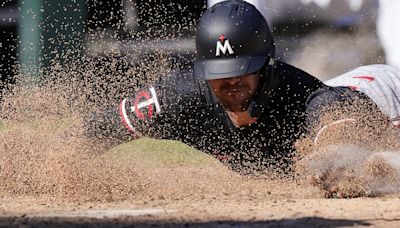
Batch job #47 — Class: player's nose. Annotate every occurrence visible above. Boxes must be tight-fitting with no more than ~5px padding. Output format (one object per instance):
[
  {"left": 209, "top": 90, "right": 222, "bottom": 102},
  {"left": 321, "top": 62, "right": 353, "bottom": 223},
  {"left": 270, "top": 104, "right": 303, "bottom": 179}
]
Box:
[{"left": 224, "top": 76, "right": 241, "bottom": 85}]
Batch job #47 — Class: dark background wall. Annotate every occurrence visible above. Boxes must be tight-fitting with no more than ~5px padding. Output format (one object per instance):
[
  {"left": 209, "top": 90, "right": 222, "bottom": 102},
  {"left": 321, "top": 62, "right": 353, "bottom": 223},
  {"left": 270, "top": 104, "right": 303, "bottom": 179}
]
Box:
[
  {"left": 86, "top": 0, "right": 206, "bottom": 36},
  {"left": 0, "top": 0, "right": 206, "bottom": 91},
  {"left": 0, "top": 0, "right": 18, "bottom": 92}
]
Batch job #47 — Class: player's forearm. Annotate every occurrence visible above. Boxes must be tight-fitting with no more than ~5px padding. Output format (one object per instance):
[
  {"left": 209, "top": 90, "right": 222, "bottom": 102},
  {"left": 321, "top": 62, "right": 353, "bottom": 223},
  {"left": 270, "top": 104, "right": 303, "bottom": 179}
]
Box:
[
  {"left": 83, "top": 106, "right": 136, "bottom": 145},
  {"left": 82, "top": 87, "right": 165, "bottom": 145},
  {"left": 83, "top": 68, "right": 211, "bottom": 145}
]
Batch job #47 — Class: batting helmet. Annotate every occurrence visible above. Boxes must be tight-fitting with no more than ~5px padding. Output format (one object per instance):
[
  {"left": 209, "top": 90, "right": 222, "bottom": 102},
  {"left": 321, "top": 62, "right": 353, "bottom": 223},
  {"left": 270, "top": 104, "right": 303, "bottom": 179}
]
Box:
[{"left": 194, "top": 0, "right": 275, "bottom": 80}]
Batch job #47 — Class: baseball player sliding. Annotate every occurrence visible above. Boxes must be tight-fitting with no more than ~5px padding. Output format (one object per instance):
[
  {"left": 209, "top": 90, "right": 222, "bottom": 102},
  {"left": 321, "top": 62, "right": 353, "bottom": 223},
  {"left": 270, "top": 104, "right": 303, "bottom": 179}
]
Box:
[{"left": 86, "top": 0, "right": 400, "bottom": 174}]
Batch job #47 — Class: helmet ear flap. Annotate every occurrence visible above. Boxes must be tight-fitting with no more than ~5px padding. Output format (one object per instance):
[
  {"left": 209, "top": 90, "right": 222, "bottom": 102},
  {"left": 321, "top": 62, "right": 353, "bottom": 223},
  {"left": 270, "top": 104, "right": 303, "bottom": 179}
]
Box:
[
  {"left": 258, "top": 57, "right": 274, "bottom": 79},
  {"left": 247, "top": 57, "right": 278, "bottom": 118}
]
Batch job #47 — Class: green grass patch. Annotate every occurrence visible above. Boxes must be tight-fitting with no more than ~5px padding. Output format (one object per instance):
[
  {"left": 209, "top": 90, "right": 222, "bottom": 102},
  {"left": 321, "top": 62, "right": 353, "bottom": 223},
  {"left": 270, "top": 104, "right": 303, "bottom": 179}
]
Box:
[
  {"left": 0, "top": 122, "right": 4, "bottom": 131},
  {"left": 105, "top": 138, "right": 219, "bottom": 167}
]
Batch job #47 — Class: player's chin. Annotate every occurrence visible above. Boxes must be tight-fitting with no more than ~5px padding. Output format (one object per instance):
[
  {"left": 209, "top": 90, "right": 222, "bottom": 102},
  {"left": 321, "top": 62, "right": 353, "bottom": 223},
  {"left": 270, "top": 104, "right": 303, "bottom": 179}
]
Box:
[
  {"left": 222, "top": 100, "right": 250, "bottom": 112},
  {"left": 224, "top": 104, "right": 248, "bottom": 112}
]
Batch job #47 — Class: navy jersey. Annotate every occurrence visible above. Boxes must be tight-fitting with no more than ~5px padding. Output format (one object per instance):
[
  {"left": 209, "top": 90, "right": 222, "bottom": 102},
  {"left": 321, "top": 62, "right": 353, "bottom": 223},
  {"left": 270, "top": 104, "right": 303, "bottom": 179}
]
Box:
[{"left": 87, "top": 61, "right": 325, "bottom": 172}]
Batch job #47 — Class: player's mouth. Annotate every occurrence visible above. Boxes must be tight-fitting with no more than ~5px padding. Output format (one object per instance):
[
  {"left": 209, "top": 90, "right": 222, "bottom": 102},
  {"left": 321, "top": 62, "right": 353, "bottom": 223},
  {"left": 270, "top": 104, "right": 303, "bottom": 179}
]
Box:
[{"left": 222, "top": 88, "right": 248, "bottom": 96}]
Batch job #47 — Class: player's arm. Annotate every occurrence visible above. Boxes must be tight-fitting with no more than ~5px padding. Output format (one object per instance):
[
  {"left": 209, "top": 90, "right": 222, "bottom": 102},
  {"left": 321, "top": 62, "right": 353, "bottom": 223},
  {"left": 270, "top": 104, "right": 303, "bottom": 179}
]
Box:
[
  {"left": 83, "top": 68, "right": 212, "bottom": 145},
  {"left": 82, "top": 84, "right": 164, "bottom": 144},
  {"left": 304, "top": 86, "right": 387, "bottom": 148},
  {"left": 83, "top": 105, "right": 135, "bottom": 144},
  {"left": 299, "top": 87, "right": 392, "bottom": 198}
]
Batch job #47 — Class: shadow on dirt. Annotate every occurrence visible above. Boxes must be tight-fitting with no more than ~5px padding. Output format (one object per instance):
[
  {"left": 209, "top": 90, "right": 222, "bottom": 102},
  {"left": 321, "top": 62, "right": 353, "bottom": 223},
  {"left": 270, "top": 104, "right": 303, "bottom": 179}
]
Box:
[{"left": 0, "top": 216, "right": 374, "bottom": 227}]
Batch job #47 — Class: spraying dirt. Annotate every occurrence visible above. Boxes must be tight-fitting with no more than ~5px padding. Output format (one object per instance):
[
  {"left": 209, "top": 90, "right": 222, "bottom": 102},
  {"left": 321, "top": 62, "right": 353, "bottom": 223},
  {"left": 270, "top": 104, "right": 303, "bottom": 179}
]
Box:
[{"left": 1, "top": 1, "right": 400, "bottom": 226}]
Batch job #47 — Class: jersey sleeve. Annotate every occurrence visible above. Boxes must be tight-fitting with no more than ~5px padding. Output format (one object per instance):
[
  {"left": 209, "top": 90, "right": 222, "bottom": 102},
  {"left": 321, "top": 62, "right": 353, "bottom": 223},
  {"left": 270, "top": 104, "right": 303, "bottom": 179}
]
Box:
[
  {"left": 85, "top": 65, "right": 224, "bottom": 145},
  {"left": 83, "top": 106, "right": 133, "bottom": 144},
  {"left": 306, "top": 86, "right": 355, "bottom": 127},
  {"left": 305, "top": 86, "right": 386, "bottom": 146},
  {"left": 82, "top": 67, "right": 195, "bottom": 139},
  {"left": 117, "top": 67, "right": 210, "bottom": 139}
]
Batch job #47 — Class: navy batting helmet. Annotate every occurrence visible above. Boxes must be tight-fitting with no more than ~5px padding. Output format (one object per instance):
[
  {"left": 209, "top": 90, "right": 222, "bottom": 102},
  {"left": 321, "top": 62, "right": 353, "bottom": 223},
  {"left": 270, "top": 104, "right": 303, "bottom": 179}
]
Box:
[{"left": 194, "top": 0, "right": 275, "bottom": 80}]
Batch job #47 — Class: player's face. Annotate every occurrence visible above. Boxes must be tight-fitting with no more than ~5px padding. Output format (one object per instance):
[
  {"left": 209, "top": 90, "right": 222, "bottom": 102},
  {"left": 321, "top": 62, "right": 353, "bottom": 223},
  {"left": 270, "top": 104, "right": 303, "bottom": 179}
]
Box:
[{"left": 208, "top": 73, "right": 260, "bottom": 112}]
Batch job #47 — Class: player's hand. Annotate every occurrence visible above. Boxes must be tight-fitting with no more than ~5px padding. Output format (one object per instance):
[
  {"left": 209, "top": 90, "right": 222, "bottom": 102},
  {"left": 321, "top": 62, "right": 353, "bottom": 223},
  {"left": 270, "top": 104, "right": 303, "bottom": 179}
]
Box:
[{"left": 297, "top": 143, "right": 400, "bottom": 198}]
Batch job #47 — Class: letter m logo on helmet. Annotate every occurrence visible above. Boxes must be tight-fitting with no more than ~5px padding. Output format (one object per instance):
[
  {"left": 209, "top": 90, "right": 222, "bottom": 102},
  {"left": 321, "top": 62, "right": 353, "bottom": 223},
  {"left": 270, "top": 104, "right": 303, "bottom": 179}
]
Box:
[{"left": 216, "top": 34, "right": 234, "bottom": 57}]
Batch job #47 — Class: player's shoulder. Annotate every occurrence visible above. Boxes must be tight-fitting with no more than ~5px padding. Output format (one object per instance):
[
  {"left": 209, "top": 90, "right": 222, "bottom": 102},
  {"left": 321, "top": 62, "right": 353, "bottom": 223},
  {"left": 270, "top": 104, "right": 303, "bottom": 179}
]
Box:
[
  {"left": 275, "top": 61, "right": 323, "bottom": 91},
  {"left": 305, "top": 84, "right": 375, "bottom": 118},
  {"left": 306, "top": 86, "right": 355, "bottom": 110}
]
